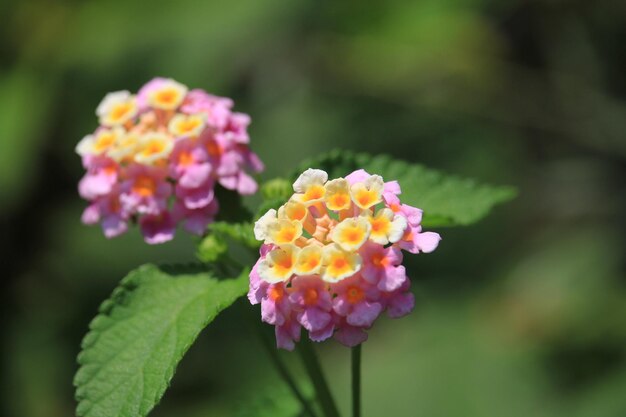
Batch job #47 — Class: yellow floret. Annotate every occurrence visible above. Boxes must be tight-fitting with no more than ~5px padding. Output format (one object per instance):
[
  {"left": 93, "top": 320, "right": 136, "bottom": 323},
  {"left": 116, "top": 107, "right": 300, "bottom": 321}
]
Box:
[
  {"left": 254, "top": 209, "right": 278, "bottom": 242},
  {"left": 294, "top": 244, "right": 323, "bottom": 275},
  {"left": 362, "top": 208, "right": 408, "bottom": 245},
  {"left": 148, "top": 80, "right": 188, "bottom": 110},
  {"left": 321, "top": 244, "right": 362, "bottom": 283},
  {"left": 350, "top": 175, "right": 384, "bottom": 209},
  {"left": 134, "top": 133, "right": 174, "bottom": 164},
  {"left": 108, "top": 132, "right": 141, "bottom": 162},
  {"left": 97, "top": 91, "right": 138, "bottom": 127},
  {"left": 324, "top": 178, "right": 351, "bottom": 211},
  {"left": 168, "top": 113, "right": 206, "bottom": 137},
  {"left": 279, "top": 201, "right": 307, "bottom": 222},
  {"left": 292, "top": 168, "right": 328, "bottom": 205},
  {"left": 75, "top": 127, "right": 125, "bottom": 157},
  {"left": 258, "top": 245, "right": 299, "bottom": 283},
  {"left": 329, "top": 217, "right": 371, "bottom": 252},
  {"left": 267, "top": 219, "right": 303, "bottom": 246}
]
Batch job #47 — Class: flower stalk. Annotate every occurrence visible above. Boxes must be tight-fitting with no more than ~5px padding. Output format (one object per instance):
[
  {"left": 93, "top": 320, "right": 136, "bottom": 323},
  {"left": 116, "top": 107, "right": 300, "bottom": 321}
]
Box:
[
  {"left": 257, "top": 328, "right": 319, "bottom": 417},
  {"left": 351, "top": 344, "right": 361, "bottom": 417},
  {"left": 298, "top": 338, "right": 341, "bottom": 417}
]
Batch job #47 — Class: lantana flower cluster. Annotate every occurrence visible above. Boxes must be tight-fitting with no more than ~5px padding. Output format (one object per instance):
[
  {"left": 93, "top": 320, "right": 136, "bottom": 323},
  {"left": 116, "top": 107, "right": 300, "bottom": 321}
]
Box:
[
  {"left": 249, "top": 168, "right": 441, "bottom": 349},
  {"left": 76, "top": 78, "right": 263, "bottom": 243}
]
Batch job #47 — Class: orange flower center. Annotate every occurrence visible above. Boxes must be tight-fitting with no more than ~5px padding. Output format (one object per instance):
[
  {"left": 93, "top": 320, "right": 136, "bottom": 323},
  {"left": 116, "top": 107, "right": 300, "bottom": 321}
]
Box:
[
  {"left": 206, "top": 140, "right": 223, "bottom": 157},
  {"left": 178, "top": 151, "right": 194, "bottom": 166},
  {"left": 132, "top": 175, "right": 157, "bottom": 197},
  {"left": 102, "top": 164, "right": 117, "bottom": 176},
  {"left": 304, "top": 288, "right": 319, "bottom": 305},
  {"left": 289, "top": 205, "right": 307, "bottom": 221},
  {"left": 274, "top": 255, "right": 294, "bottom": 276},
  {"left": 278, "top": 229, "right": 295, "bottom": 243},
  {"left": 268, "top": 286, "right": 284, "bottom": 301},
  {"left": 357, "top": 190, "right": 377, "bottom": 207},
  {"left": 328, "top": 193, "right": 349, "bottom": 209},
  {"left": 333, "top": 257, "right": 348, "bottom": 269},
  {"left": 346, "top": 286, "right": 365, "bottom": 304},
  {"left": 371, "top": 217, "right": 388, "bottom": 233},
  {"left": 371, "top": 253, "right": 386, "bottom": 267}
]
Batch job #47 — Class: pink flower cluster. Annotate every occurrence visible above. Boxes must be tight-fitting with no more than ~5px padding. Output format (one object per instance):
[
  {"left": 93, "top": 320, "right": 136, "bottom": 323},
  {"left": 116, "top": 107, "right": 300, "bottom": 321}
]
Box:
[
  {"left": 76, "top": 78, "right": 263, "bottom": 243},
  {"left": 248, "top": 168, "right": 441, "bottom": 349}
]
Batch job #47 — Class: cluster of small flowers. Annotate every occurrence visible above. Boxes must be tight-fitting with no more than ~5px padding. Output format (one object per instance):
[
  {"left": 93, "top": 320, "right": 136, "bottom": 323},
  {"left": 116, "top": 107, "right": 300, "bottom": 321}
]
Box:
[
  {"left": 76, "top": 78, "right": 263, "bottom": 243},
  {"left": 248, "top": 168, "right": 441, "bottom": 349}
]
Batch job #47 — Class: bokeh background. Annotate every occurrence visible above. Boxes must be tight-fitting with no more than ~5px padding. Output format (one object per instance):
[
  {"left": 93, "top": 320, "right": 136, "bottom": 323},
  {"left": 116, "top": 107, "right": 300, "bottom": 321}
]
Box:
[{"left": 1, "top": 0, "right": 625, "bottom": 416}]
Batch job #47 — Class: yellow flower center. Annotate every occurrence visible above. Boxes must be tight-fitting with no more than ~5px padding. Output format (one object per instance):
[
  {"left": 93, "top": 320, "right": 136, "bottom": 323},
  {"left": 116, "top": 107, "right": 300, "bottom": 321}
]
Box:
[
  {"left": 340, "top": 226, "right": 366, "bottom": 245},
  {"left": 328, "top": 193, "right": 349, "bottom": 210},
  {"left": 303, "top": 185, "right": 325, "bottom": 202},
  {"left": 177, "top": 118, "right": 201, "bottom": 133},
  {"left": 155, "top": 88, "right": 180, "bottom": 106},
  {"left": 141, "top": 140, "right": 166, "bottom": 157},
  {"left": 286, "top": 204, "right": 307, "bottom": 221},
  {"left": 274, "top": 255, "right": 294, "bottom": 276},
  {"left": 94, "top": 133, "right": 116, "bottom": 152},
  {"left": 354, "top": 189, "right": 379, "bottom": 208},
  {"left": 110, "top": 102, "right": 134, "bottom": 122}
]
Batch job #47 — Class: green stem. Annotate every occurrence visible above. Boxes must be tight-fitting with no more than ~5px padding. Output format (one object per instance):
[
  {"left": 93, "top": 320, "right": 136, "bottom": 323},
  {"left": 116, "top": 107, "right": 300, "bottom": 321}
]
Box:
[
  {"left": 298, "top": 338, "right": 341, "bottom": 417},
  {"left": 351, "top": 345, "right": 361, "bottom": 417},
  {"left": 257, "top": 329, "right": 319, "bottom": 417}
]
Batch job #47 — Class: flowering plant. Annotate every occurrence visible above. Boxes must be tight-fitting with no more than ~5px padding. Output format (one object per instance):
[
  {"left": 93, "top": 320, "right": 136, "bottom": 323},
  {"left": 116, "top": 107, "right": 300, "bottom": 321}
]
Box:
[
  {"left": 73, "top": 81, "right": 515, "bottom": 417},
  {"left": 250, "top": 169, "right": 440, "bottom": 350},
  {"left": 76, "top": 78, "right": 262, "bottom": 243}
]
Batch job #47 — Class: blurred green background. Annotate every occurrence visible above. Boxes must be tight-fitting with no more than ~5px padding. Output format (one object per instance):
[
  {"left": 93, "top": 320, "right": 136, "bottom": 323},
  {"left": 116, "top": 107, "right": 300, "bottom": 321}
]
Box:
[{"left": 1, "top": 0, "right": 625, "bottom": 416}]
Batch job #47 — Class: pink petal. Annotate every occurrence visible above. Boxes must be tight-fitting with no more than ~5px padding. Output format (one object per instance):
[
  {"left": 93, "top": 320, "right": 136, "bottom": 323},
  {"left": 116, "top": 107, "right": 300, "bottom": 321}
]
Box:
[
  {"left": 78, "top": 172, "right": 114, "bottom": 200},
  {"left": 309, "top": 322, "right": 335, "bottom": 342},
  {"left": 387, "top": 291, "right": 415, "bottom": 318},
  {"left": 347, "top": 301, "right": 382, "bottom": 328},
  {"left": 334, "top": 325, "right": 368, "bottom": 347},
  {"left": 139, "top": 212, "right": 175, "bottom": 244},
  {"left": 345, "top": 169, "right": 370, "bottom": 185},
  {"left": 81, "top": 204, "right": 101, "bottom": 225},
  {"left": 261, "top": 297, "right": 284, "bottom": 326},
  {"left": 298, "top": 308, "right": 331, "bottom": 332},
  {"left": 179, "top": 163, "right": 212, "bottom": 188},
  {"left": 415, "top": 231, "right": 441, "bottom": 253},
  {"left": 384, "top": 180, "right": 401, "bottom": 195},
  {"left": 378, "top": 265, "right": 407, "bottom": 292},
  {"left": 236, "top": 172, "right": 258, "bottom": 195},
  {"left": 102, "top": 215, "right": 128, "bottom": 238}
]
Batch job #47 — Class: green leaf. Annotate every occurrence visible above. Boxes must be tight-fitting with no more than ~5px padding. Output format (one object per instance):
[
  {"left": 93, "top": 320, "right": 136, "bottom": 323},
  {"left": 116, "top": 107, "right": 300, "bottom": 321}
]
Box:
[
  {"left": 74, "top": 264, "right": 249, "bottom": 417},
  {"left": 295, "top": 150, "right": 517, "bottom": 227}
]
